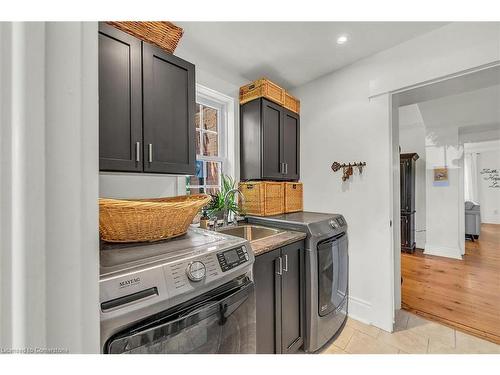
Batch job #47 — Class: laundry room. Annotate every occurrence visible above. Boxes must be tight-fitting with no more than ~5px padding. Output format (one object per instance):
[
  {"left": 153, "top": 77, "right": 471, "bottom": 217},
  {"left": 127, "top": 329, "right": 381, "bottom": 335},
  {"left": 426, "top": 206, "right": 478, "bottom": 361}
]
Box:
[{"left": 1, "top": 2, "right": 499, "bottom": 373}]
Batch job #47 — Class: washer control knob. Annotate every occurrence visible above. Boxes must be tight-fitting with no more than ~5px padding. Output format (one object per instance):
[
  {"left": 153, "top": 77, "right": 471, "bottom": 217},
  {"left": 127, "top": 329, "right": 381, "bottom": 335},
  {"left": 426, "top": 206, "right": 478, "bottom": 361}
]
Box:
[{"left": 186, "top": 261, "right": 206, "bottom": 282}]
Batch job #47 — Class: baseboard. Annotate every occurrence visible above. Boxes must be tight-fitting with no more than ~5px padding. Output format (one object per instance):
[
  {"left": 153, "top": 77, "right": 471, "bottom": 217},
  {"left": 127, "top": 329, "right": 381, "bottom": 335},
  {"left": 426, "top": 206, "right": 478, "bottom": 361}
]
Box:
[
  {"left": 424, "top": 244, "right": 462, "bottom": 259},
  {"left": 347, "top": 295, "right": 372, "bottom": 325}
]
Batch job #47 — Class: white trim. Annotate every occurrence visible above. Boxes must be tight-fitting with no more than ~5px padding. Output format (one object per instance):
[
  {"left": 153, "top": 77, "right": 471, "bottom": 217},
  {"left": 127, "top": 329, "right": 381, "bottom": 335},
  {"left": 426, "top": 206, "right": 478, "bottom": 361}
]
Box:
[
  {"left": 348, "top": 296, "right": 376, "bottom": 328},
  {"left": 188, "top": 84, "right": 237, "bottom": 194},
  {"left": 196, "top": 84, "right": 236, "bottom": 179},
  {"left": 370, "top": 60, "right": 500, "bottom": 99},
  {"left": 424, "top": 244, "right": 463, "bottom": 260},
  {"left": 0, "top": 22, "right": 99, "bottom": 353}
]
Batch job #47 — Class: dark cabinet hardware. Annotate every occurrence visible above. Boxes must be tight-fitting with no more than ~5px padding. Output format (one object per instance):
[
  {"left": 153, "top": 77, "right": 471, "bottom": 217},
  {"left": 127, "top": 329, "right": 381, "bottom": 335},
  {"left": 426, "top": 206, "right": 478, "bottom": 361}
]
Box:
[
  {"left": 254, "top": 241, "right": 305, "bottom": 354},
  {"left": 240, "top": 98, "right": 300, "bottom": 181}
]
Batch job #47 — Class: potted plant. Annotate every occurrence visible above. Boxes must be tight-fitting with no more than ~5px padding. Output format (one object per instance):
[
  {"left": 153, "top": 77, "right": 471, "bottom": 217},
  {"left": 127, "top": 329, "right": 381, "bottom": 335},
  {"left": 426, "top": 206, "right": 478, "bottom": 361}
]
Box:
[{"left": 206, "top": 174, "right": 243, "bottom": 222}]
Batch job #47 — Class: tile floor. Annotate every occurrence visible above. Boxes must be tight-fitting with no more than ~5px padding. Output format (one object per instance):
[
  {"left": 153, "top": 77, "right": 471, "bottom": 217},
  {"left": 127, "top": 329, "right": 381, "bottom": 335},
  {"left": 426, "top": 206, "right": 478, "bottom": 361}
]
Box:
[{"left": 322, "top": 309, "right": 500, "bottom": 354}]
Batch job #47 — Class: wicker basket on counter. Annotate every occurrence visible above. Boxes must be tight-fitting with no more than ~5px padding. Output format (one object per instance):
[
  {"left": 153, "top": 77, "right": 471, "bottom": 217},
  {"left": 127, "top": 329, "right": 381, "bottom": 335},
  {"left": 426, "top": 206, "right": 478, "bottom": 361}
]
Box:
[
  {"left": 239, "top": 181, "right": 284, "bottom": 216},
  {"left": 99, "top": 194, "right": 211, "bottom": 243},
  {"left": 107, "top": 21, "right": 184, "bottom": 54},
  {"left": 284, "top": 182, "right": 303, "bottom": 213},
  {"left": 239, "top": 78, "right": 285, "bottom": 106}
]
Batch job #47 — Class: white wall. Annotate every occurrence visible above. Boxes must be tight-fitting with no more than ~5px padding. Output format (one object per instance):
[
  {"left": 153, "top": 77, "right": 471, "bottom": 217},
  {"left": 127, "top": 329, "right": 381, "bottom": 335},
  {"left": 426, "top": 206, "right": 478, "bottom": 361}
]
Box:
[
  {"left": 424, "top": 127, "right": 463, "bottom": 259},
  {"left": 399, "top": 106, "right": 426, "bottom": 249},
  {"left": 99, "top": 53, "right": 245, "bottom": 199},
  {"left": 293, "top": 22, "right": 500, "bottom": 331},
  {"left": 478, "top": 150, "right": 500, "bottom": 224},
  {"left": 1, "top": 22, "right": 99, "bottom": 353}
]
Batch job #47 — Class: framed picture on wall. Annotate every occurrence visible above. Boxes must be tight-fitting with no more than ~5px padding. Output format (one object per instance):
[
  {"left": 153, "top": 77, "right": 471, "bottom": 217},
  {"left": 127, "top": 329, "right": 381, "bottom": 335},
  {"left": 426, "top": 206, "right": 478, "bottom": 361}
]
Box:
[{"left": 433, "top": 167, "right": 449, "bottom": 186}]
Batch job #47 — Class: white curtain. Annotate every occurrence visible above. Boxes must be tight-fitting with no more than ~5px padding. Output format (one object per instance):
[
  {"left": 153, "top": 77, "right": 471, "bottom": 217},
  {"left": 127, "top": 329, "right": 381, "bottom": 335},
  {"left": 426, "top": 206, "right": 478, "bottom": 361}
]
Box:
[{"left": 464, "top": 152, "right": 480, "bottom": 203}]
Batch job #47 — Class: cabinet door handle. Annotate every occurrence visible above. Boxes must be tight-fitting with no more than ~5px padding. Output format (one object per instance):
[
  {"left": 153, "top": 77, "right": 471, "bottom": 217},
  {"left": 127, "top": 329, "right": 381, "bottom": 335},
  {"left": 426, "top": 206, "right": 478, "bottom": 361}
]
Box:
[
  {"left": 279, "top": 162, "right": 284, "bottom": 174},
  {"left": 135, "top": 142, "right": 141, "bottom": 162},
  {"left": 283, "top": 254, "right": 288, "bottom": 272},
  {"left": 148, "top": 144, "right": 153, "bottom": 163},
  {"left": 276, "top": 256, "right": 283, "bottom": 276},
  {"left": 285, "top": 163, "right": 288, "bottom": 175}
]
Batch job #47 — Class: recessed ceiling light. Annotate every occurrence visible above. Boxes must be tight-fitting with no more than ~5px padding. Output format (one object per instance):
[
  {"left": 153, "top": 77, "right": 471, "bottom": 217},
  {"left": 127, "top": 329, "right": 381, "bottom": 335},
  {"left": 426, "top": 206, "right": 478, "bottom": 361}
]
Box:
[{"left": 337, "top": 35, "right": 348, "bottom": 45}]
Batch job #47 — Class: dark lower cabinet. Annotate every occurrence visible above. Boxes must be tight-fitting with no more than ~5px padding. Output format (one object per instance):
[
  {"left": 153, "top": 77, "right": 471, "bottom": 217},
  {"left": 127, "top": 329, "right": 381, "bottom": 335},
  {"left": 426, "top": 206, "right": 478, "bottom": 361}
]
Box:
[
  {"left": 254, "top": 240, "right": 305, "bottom": 354},
  {"left": 98, "top": 22, "right": 196, "bottom": 175}
]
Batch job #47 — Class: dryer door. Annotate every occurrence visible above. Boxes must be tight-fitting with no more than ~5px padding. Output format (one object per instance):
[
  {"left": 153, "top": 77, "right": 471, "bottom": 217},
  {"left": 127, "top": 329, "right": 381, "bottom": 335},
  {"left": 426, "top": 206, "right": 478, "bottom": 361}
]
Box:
[
  {"left": 104, "top": 276, "right": 256, "bottom": 354},
  {"left": 317, "top": 233, "right": 348, "bottom": 317}
]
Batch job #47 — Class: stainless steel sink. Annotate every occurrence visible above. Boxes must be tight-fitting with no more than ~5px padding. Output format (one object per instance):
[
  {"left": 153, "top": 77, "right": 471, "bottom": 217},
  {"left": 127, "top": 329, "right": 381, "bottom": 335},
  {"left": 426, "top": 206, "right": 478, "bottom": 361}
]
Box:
[{"left": 217, "top": 225, "right": 283, "bottom": 242}]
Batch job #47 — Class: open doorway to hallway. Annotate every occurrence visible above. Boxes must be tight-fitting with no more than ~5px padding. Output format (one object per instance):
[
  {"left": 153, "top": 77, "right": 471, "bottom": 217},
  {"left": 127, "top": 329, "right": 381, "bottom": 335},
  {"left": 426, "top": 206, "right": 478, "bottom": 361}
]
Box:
[{"left": 392, "top": 65, "right": 500, "bottom": 345}]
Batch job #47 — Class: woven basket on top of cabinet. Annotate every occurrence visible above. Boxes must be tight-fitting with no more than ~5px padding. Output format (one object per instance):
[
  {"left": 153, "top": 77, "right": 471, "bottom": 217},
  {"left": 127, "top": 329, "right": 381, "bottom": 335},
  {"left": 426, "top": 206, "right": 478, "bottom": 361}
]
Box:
[
  {"left": 239, "top": 78, "right": 285, "bottom": 106},
  {"left": 239, "top": 181, "right": 284, "bottom": 216},
  {"left": 284, "top": 92, "right": 300, "bottom": 114},
  {"left": 107, "top": 21, "right": 184, "bottom": 54},
  {"left": 284, "top": 182, "right": 303, "bottom": 213},
  {"left": 99, "top": 194, "right": 211, "bottom": 243}
]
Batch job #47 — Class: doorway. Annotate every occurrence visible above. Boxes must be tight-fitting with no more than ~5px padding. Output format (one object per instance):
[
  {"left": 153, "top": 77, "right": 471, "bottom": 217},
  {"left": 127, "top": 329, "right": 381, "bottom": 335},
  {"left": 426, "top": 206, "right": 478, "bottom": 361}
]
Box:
[{"left": 391, "top": 64, "right": 500, "bottom": 344}]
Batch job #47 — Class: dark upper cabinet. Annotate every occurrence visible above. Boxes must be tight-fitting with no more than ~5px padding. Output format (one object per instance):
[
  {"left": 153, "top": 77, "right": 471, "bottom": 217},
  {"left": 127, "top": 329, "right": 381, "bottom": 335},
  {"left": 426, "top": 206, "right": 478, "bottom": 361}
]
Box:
[
  {"left": 240, "top": 98, "right": 300, "bottom": 181},
  {"left": 98, "top": 23, "right": 196, "bottom": 175},
  {"left": 142, "top": 43, "right": 196, "bottom": 174},
  {"left": 282, "top": 109, "right": 300, "bottom": 180},
  {"left": 262, "top": 100, "right": 284, "bottom": 179},
  {"left": 98, "top": 23, "right": 143, "bottom": 172},
  {"left": 254, "top": 241, "right": 305, "bottom": 354}
]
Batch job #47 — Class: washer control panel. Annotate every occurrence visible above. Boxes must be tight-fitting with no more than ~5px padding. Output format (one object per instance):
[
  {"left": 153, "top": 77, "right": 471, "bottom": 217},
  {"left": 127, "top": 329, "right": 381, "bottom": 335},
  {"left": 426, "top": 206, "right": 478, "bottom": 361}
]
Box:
[
  {"left": 185, "top": 261, "right": 206, "bottom": 282},
  {"left": 216, "top": 246, "right": 249, "bottom": 272}
]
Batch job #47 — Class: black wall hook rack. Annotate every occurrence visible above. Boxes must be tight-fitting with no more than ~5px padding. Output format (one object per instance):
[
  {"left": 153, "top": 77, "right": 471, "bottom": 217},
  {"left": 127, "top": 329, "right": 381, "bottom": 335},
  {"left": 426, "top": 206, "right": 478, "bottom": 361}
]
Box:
[{"left": 331, "top": 161, "right": 367, "bottom": 181}]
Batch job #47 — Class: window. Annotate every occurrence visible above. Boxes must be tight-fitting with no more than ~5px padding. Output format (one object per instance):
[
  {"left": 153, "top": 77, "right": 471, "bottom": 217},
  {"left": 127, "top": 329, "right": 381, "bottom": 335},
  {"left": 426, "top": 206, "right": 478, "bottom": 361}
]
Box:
[{"left": 186, "top": 92, "right": 227, "bottom": 196}]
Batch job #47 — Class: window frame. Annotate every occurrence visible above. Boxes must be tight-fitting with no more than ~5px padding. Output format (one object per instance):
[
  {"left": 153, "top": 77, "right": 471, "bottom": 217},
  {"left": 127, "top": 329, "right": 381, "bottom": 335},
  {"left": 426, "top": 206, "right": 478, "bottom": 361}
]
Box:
[{"left": 187, "top": 86, "right": 230, "bottom": 194}]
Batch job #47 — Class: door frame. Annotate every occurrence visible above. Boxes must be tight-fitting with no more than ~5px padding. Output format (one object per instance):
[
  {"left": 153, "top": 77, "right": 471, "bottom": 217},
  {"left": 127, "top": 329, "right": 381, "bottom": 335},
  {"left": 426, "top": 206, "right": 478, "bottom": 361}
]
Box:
[{"left": 387, "top": 61, "right": 500, "bottom": 325}]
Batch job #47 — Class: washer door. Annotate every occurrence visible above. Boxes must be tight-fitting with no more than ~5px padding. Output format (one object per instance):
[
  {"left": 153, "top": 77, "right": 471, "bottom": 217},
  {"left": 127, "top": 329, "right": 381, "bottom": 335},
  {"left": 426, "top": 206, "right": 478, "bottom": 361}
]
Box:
[
  {"left": 105, "top": 277, "right": 256, "bottom": 354},
  {"left": 317, "top": 233, "right": 348, "bottom": 317}
]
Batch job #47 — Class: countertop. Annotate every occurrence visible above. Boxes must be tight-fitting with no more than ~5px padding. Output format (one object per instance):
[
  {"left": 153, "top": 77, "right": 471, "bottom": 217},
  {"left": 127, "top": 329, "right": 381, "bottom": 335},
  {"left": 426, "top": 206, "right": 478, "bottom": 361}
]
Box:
[{"left": 250, "top": 230, "right": 306, "bottom": 256}]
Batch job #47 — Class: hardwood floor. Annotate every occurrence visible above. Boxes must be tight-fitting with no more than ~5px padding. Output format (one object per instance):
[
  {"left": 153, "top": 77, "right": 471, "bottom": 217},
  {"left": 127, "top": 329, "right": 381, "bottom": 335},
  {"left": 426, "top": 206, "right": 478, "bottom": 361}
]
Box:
[{"left": 401, "top": 224, "right": 500, "bottom": 344}]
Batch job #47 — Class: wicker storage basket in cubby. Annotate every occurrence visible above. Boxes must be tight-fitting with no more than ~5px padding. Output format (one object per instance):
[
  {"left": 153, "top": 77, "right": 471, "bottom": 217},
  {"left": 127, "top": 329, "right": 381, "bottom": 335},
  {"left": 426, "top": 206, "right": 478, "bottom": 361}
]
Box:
[
  {"left": 284, "top": 182, "right": 303, "bottom": 213},
  {"left": 239, "top": 181, "right": 284, "bottom": 216}
]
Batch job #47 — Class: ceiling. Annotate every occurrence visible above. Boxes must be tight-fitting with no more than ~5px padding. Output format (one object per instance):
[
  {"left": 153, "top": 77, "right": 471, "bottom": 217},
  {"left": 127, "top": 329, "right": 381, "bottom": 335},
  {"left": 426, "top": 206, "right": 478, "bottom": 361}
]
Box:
[
  {"left": 417, "top": 84, "right": 500, "bottom": 129},
  {"left": 396, "top": 65, "right": 500, "bottom": 107},
  {"left": 399, "top": 65, "right": 500, "bottom": 132},
  {"left": 399, "top": 84, "right": 500, "bottom": 130},
  {"left": 175, "top": 22, "right": 448, "bottom": 89}
]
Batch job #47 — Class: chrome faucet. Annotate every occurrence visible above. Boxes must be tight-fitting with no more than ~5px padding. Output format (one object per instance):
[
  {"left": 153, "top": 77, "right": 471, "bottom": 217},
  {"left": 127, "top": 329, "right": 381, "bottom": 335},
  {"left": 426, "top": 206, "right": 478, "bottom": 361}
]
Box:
[{"left": 223, "top": 188, "right": 246, "bottom": 227}]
